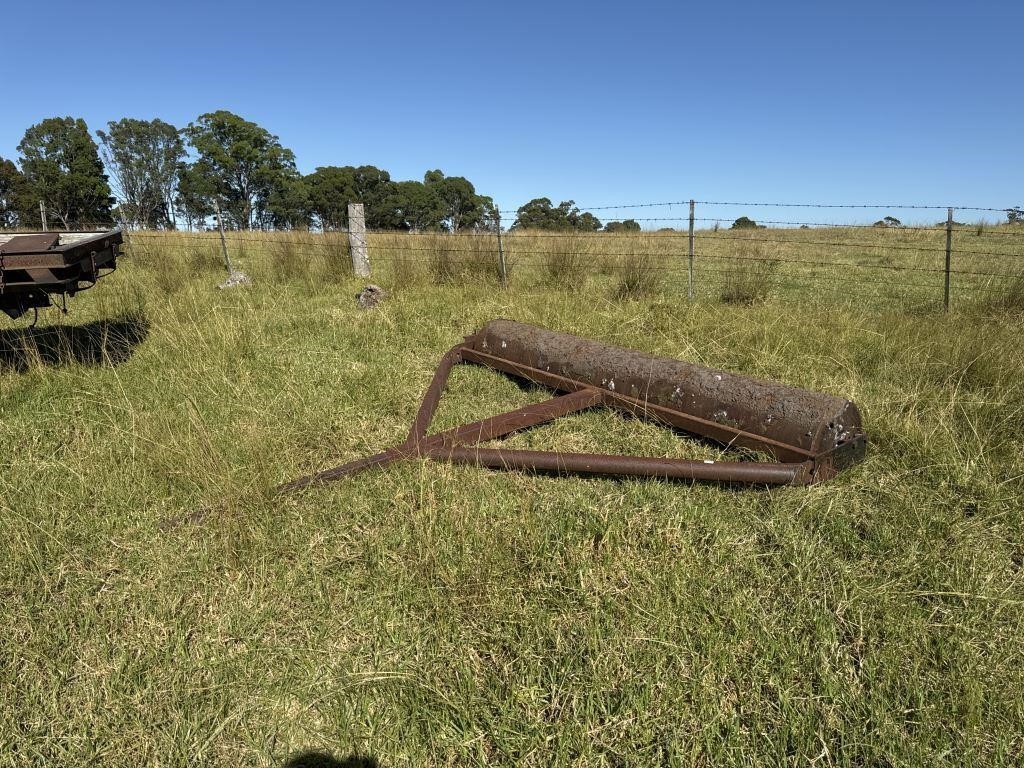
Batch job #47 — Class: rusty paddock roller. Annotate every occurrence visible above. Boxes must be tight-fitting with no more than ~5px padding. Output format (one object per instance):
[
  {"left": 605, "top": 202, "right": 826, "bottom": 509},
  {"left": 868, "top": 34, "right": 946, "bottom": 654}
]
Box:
[{"left": 279, "top": 319, "right": 867, "bottom": 493}]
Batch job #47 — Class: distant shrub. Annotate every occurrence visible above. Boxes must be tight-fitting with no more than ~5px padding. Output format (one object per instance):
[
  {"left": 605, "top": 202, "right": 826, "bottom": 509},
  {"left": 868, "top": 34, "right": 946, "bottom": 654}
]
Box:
[
  {"left": 1007, "top": 207, "right": 1023, "bottom": 224},
  {"left": 731, "top": 216, "right": 759, "bottom": 230},
  {"left": 604, "top": 219, "right": 641, "bottom": 233},
  {"left": 873, "top": 216, "right": 903, "bottom": 228}
]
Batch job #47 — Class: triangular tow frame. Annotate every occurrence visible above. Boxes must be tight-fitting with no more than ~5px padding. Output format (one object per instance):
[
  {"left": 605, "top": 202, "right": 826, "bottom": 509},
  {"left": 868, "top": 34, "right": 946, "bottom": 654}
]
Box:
[{"left": 278, "top": 334, "right": 864, "bottom": 493}]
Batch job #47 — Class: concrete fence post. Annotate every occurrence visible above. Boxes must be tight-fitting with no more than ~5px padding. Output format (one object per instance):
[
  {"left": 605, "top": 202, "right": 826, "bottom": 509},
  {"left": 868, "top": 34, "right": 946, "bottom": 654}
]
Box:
[{"left": 348, "top": 203, "right": 370, "bottom": 277}]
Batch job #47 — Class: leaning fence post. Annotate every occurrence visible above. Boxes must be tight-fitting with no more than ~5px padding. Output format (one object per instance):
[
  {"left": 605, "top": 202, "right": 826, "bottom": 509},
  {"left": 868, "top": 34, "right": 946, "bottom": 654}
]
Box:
[
  {"left": 213, "top": 198, "right": 233, "bottom": 273},
  {"left": 496, "top": 209, "right": 507, "bottom": 287},
  {"left": 944, "top": 207, "right": 953, "bottom": 311},
  {"left": 688, "top": 199, "right": 695, "bottom": 300},
  {"left": 39, "top": 200, "right": 47, "bottom": 232},
  {"left": 347, "top": 203, "right": 370, "bottom": 277}
]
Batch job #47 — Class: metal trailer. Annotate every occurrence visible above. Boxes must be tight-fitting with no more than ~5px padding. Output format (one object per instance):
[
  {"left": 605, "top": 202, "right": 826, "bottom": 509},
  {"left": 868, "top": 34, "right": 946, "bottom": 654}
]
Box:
[
  {"left": 0, "top": 229, "right": 123, "bottom": 319},
  {"left": 280, "top": 319, "right": 867, "bottom": 492}
]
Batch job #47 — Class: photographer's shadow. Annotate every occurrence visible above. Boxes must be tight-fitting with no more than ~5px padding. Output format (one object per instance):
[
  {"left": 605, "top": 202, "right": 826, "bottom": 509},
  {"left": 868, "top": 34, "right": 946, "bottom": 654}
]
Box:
[
  {"left": 0, "top": 313, "right": 149, "bottom": 372},
  {"left": 283, "top": 752, "right": 378, "bottom": 768}
]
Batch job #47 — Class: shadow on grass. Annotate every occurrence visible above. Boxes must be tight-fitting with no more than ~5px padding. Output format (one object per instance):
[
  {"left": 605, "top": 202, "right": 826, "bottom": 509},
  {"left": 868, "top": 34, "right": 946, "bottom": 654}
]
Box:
[
  {"left": 0, "top": 313, "right": 150, "bottom": 372},
  {"left": 283, "top": 751, "right": 379, "bottom": 768}
]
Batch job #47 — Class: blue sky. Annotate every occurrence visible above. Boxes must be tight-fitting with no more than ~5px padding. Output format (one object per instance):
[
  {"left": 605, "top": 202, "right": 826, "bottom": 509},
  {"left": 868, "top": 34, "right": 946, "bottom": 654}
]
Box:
[{"left": 1, "top": 0, "right": 1020, "bottom": 224}]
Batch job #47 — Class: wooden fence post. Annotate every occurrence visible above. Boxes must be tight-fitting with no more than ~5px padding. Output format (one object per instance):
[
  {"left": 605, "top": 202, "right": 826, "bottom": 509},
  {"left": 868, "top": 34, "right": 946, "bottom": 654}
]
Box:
[
  {"left": 688, "top": 200, "right": 695, "bottom": 300},
  {"left": 39, "top": 200, "right": 47, "bottom": 232},
  {"left": 496, "top": 209, "right": 507, "bottom": 287},
  {"left": 348, "top": 203, "right": 370, "bottom": 277},
  {"left": 213, "top": 198, "right": 233, "bottom": 273},
  {"left": 944, "top": 207, "right": 953, "bottom": 311}
]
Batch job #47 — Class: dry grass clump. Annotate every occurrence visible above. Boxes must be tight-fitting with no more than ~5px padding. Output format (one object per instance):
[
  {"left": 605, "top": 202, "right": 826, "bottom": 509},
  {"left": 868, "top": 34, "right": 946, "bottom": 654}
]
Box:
[
  {"left": 542, "top": 232, "right": 592, "bottom": 288},
  {"left": 256, "top": 231, "right": 350, "bottom": 289},
  {"left": 613, "top": 252, "right": 663, "bottom": 299},
  {"left": 428, "top": 232, "right": 502, "bottom": 284},
  {"left": 125, "top": 231, "right": 221, "bottom": 295},
  {"left": 367, "top": 231, "right": 502, "bottom": 288},
  {"left": 499, "top": 230, "right": 595, "bottom": 289},
  {"left": 974, "top": 272, "right": 1024, "bottom": 315},
  {"left": 719, "top": 239, "right": 778, "bottom": 304}
]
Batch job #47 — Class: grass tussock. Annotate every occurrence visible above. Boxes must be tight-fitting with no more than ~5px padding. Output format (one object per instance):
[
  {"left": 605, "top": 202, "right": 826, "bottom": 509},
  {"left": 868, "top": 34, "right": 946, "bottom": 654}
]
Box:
[
  {"left": 719, "top": 238, "right": 778, "bottom": 304},
  {"left": 372, "top": 231, "right": 502, "bottom": 287},
  {"left": 257, "top": 231, "right": 352, "bottom": 290},
  {"left": 504, "top": 230, "right": 594, "bottom": 289},
  {"left": 613, "top": 250, "right": 664, "bottom": 299},
  {"left": 543, "top": 232, "right": 591, "bottom": 288},
  {"left": 974, "top": 272, "right": 1024, "bottom": 315},
  {"left": 428, "top": 233, "right": 502, "bottom": 284}
]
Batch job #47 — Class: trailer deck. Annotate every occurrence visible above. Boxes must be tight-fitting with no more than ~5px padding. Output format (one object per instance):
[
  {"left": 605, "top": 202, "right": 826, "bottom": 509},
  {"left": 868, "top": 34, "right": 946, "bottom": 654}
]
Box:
[{"left": 0, "top": 229, "right": 122, "bottom": 319}]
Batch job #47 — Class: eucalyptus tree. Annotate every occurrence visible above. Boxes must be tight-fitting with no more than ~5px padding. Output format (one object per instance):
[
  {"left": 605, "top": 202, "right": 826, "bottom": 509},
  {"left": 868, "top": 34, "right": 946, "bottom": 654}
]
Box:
[
  {"left": 0, "top": 157, "right": 27, "bottom": 227},
  {"left": 17, "top": 117, "right": 113, "bottom": 229},
  {"left": 512, "top": 198, "right": 602, "bottom": 231},
  {"left": 181, "top": 111, "right": 298, "bottom": 229},
  {"left": 97, "top": 118, "right": 184, "bottom": 229}
]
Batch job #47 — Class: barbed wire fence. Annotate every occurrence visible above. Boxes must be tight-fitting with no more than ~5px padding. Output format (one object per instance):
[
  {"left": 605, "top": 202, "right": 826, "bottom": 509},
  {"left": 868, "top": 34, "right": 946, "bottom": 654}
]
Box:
[{"left": 125, "top": 198, "right": 1024, "bottom": 312}]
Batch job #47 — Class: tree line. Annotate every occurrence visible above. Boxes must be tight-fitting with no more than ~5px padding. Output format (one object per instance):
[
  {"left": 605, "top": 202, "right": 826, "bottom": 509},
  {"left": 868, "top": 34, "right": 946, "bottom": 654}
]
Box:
[
  {"left": 0, "top": 111, "right": 645, "bottom": 233},
  {"left": 0, "top": 112, "right": 497, "bottom": 232}
]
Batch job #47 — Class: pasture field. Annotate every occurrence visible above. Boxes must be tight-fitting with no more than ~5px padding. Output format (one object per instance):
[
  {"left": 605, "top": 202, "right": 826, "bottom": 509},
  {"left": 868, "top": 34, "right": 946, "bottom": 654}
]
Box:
[
  {"left": 2, "top": 228, "right": 1024, "bottom": 766},
  {"left": 129, "top": 222, "right": 1024, "bottom": 311}
]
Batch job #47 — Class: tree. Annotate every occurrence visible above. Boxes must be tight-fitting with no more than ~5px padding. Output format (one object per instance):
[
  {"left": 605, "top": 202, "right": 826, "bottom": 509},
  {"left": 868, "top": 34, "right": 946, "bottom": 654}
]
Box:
[
  {"left": 1008, "top": 208, "right": 1023, "bottom": 224},
  {"left": 266, "top": 173, "right": 311, "bottom": 230},
  {"left": 0, "top": 157, "right": 27, "bottom": 227},
  {"left": 423, "top": 170, "right": 490, "bottom": 232},
  {"left": 512, "top": 198, "right": 564, "bottom": 229},
  {"left": 304, "top": 165, "right": 398, "bottom": 230},
  {"left": 181, "top": 111, "right": 298, "bottom": 229},
  {"left": 174, "top": 163, "right": 215, "bottom": 230},
  {"left": 476, "top": 196, "right": 500, "bottom": 232},
  {"left": 604, "top": 219, "right": 641, "bottom": 233},
  {"left": 872, "top": 216, "right": 903, "bottom": 228},
  {"left": 389, "top": 181, "right": 444, "bottom": 231},
  {"left": 731, "top": 216, "right": 759, "bottom": 229},
  {"left": 512, "top": 198, "right": 603, "bottom": 231},
  {"left": 17, "top": 117, "right": 113, "bottom": 229},
  {"left": 344, "top": 166, "right": 398, "bottom": 229},
  {"left": 97, "top": 118, "right": 184, "bottom": 229},
  {"left": 305, "top": 166, "right": 354, "bottom": 230}
]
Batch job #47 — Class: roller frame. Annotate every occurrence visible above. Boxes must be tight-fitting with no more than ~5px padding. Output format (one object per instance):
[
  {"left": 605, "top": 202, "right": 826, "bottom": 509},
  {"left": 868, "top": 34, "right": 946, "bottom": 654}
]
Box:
[{"left": 279, "top": 320, "right": 867, "bottom": 492}]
